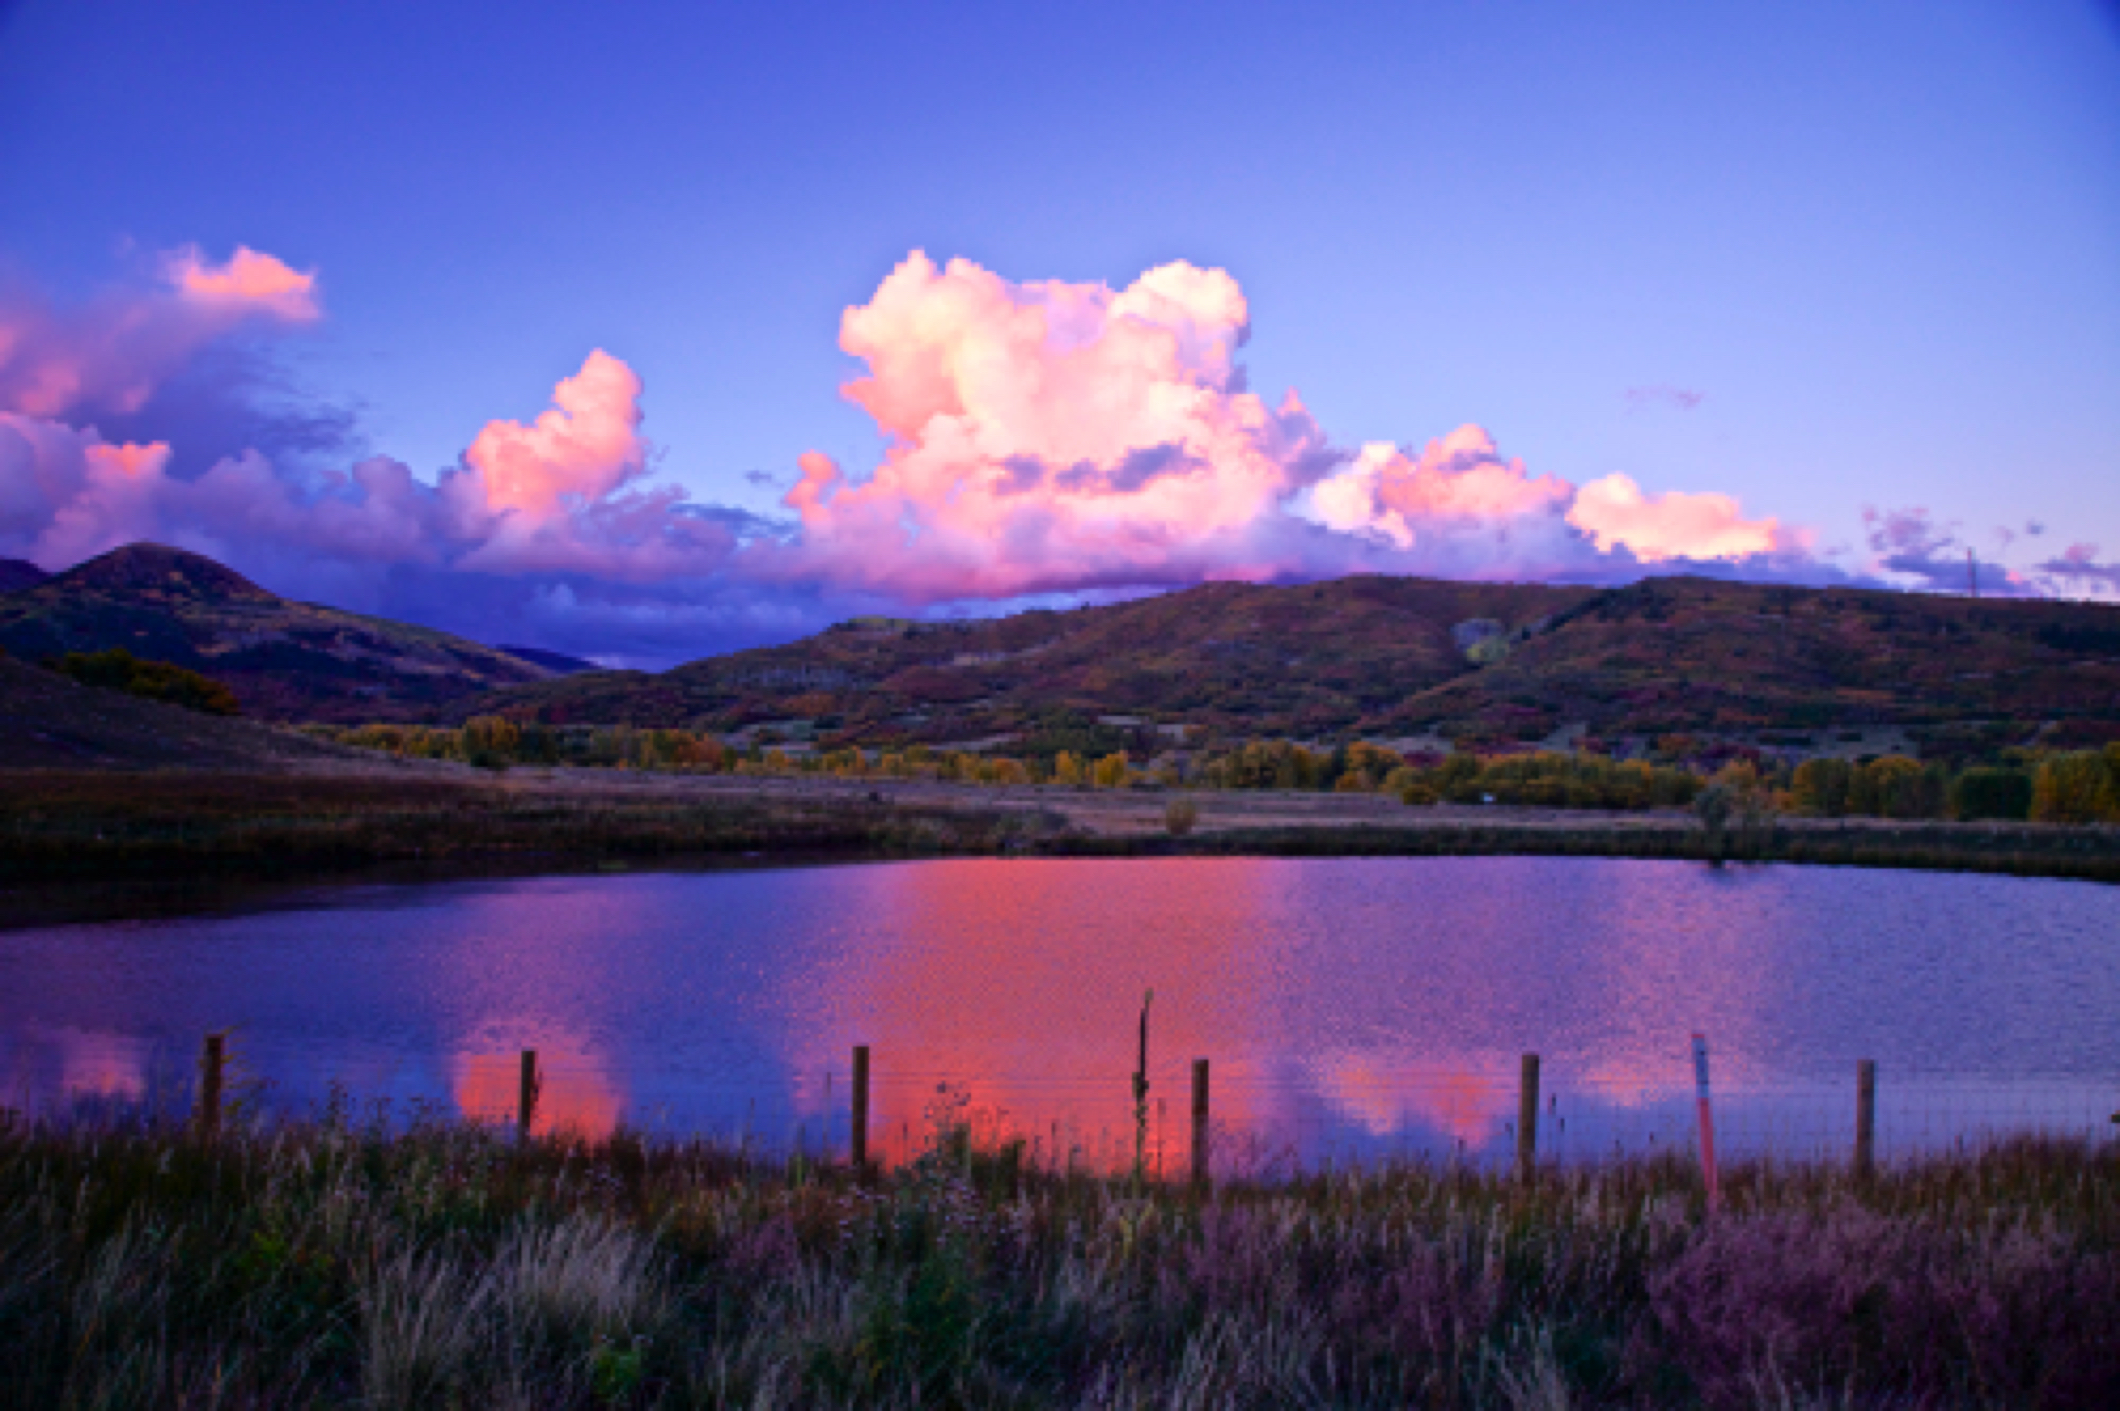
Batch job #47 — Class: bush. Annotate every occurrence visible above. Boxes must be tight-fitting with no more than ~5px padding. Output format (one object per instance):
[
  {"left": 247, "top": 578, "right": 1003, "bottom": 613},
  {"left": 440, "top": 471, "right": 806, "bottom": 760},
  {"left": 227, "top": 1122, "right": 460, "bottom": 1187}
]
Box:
[
  {"left": 1164, "top": 797, "right": 1199, "bottom": 836},
  {"left": 1791, "top": 758, "right": 1851, "bottom": 816},
  {"left": 1953, "top": 766, "right": 2033, "bottom": 822},
  {"left": 52, "top": 647, "right": 240, "bottom": 716}
]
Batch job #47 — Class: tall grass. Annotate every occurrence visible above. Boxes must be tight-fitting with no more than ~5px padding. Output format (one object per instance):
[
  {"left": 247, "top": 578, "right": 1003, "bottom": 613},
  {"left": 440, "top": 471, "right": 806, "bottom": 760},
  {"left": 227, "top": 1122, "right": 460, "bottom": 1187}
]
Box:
[{"left": 1, "top": 1109, "right": 2113, "bottom": 1407}]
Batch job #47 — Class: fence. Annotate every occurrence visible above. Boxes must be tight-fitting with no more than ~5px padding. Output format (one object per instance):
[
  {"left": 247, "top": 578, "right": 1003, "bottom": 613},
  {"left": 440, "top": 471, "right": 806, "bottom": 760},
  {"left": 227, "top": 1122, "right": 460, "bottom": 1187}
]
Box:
[{"left": 5, "top": 1029, "right": 2115, "bottom": 1180}]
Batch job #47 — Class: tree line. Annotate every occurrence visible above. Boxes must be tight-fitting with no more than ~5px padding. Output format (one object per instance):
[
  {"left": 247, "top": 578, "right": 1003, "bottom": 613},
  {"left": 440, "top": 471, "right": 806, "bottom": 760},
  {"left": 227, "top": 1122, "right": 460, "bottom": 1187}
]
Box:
[{"left": 315, "top": 717, "right": 2120, "bottom": 825}]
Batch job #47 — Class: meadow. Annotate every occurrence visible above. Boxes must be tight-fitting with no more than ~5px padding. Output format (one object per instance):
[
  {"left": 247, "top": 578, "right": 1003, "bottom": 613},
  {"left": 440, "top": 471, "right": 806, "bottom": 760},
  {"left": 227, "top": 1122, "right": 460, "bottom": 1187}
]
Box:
[{"left": 0, "top": 1109, "right": 2113, "bottom": 1408}]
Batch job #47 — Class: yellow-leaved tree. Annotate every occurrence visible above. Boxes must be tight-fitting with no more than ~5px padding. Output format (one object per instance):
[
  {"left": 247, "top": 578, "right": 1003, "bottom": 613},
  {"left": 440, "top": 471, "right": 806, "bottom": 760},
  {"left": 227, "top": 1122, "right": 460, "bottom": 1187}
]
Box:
[{"left": 2031, "top": 747, "right": 2120, "bottom": 824}]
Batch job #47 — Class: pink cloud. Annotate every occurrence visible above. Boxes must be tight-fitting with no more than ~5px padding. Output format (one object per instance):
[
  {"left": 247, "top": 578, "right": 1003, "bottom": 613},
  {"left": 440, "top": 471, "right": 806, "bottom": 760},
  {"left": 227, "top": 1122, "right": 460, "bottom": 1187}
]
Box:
[
  {"left": 1568, "top": 473, "right": 1789, "bottom": 562},
  {"left": 0, "top": 244, "right": 320, "bottom": 421},
  {"left": 166, "top": 245, "right": 321, "bottom": 323},
  {"left": 775, "top": 251, "right": 1330, "bottom": 599},
  {"left": 464, "top": 350, "right": 645, "bottom": 518},
  {"left": 2036, "top": 543, "right": 2120, "bottom": 595},
  {"left": 1, "top": 349, "right": 737, "bottom": 590},
  {"left": 1307, "top": 427, "right": 1792, "bottom": 575},
  {"left": 1310, "top": 428, "right": 1575, "bottom": 566},
  {"left": 450, "top": 350, "right": 738, "bottom": 580}
]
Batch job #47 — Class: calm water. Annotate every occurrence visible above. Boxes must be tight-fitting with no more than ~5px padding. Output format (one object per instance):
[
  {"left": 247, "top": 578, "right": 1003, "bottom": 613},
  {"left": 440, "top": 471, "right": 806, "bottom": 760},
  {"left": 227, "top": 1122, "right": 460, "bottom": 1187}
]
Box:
[{"left": 3, "top": 857, "right": 2116, "bottom": 1170}]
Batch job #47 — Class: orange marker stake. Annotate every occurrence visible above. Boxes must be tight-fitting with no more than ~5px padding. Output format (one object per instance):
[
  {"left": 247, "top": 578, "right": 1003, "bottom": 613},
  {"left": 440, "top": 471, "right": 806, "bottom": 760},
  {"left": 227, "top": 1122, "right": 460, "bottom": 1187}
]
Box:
[{"left": 1691, "top": 1033, "right": 1720, "bottom": 1215}]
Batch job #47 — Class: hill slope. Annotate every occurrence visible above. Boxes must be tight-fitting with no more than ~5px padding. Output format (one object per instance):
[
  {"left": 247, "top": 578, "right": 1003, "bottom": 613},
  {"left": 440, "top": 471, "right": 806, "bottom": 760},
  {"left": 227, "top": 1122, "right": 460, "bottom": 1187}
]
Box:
[
  {"left": 0, "top": 544, "right": 553, "bottom": 722},
  {"left": 0, "top": 559, "right": 49, "bottom": 595},
  {"left": 1386, "top": 577, "right": 2120, "bottom": 750},
  {"left": 470, "top": 576, "right": 1599, "bottom": 738},
  {"left": 469, "top": 574, "right": 2120, "bottom": 754},
  {"left": 0, "top": 655, "right": 379, "bottom": 769}
]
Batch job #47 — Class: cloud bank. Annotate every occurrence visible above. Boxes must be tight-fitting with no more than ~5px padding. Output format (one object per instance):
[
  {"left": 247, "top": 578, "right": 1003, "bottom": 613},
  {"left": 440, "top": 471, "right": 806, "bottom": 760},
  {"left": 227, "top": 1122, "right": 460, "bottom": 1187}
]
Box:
[{"left": 0, "top": 245, "right": 2101, "bottom": 663}]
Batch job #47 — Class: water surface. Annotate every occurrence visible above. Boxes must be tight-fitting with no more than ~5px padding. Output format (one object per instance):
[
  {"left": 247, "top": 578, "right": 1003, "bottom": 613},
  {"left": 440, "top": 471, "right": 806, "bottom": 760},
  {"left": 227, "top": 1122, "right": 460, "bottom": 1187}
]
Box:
[{"left": 4, "top": 857, "right": 2114, "bottom": 1170}]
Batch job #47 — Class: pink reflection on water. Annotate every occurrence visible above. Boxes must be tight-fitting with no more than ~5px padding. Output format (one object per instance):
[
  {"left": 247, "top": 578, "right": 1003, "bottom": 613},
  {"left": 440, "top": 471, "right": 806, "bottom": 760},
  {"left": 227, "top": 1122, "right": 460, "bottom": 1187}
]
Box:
[
  {"left": 424, "top": 881, "right": 652, "bottom": 1141},
  {"left": 454, "top": 1043, "right": 621, "bottom": 1140},
  {"left": 57, "top": 1027, "right": 147, "bottom": 1102},
  {"left": 1313, "top": 1050, "right": 1511, "bottom": 1146},
  {"left": 792, "top": 860, "right": 1296, "bottom": 1169}
]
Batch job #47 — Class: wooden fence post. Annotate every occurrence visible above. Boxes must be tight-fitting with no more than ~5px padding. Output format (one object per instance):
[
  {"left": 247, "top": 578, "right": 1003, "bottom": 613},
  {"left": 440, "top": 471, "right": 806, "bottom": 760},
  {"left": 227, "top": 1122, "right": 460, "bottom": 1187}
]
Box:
[
  {"left": 1692, "top": 1033, "right": 1721, "bottom": 1214},
  {"left": 851, "top": 1044, "right": 870, "bottom": 1172},
  {"left": 1517, "top": 1053, "right": 1540, "bottom": 1180},
  {"left": 1191, "top": 1058, "right": 1211, "bottom": 1191},
  {"left": 1855, "top": 1059, "right": 1877, "bottom": 1179},
  {"left": 517, "top": 1049, "right": 538, "bottom": 1142},
  {"left": 197, "top": 1032, "right": 225, "bottom": 1137}
]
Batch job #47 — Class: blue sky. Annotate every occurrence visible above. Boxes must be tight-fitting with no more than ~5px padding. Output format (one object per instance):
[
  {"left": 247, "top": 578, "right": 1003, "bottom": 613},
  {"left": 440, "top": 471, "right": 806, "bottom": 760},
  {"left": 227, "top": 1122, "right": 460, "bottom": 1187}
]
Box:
[{"left": 1, "top": 0, "right": 2115, "bottom": 659}]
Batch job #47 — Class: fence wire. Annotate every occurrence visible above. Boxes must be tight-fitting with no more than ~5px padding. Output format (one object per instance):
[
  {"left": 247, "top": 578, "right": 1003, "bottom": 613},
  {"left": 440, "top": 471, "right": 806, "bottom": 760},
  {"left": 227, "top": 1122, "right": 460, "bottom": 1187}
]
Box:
[{"left": 3, "top": 1035, "right": 2114, "bottom": 1176}]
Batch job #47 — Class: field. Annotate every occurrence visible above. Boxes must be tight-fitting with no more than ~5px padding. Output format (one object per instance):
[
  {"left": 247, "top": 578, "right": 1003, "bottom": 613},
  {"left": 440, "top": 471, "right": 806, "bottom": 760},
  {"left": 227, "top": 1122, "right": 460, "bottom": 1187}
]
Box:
[{"left": 0, "top": 1110, "right": 2113, "bottom": 1408}]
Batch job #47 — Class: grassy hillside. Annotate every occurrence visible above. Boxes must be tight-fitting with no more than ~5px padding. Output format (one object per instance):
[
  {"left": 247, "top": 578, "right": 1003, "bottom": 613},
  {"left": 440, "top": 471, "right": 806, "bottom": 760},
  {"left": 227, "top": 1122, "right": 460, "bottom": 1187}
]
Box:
[
  {"left": 476, "top": 576, "right": 1594, "bottom": 742},
  {"left": 0, "top": 558, "right": 48, "bottom": 594},
  {"left": 0, "top": 543, "right": 552, "bottom": 722},
  {"left": 1387, "top": 576, "right": 2120, "bottom": 751},
  {"left": 0, "top": 655, "right": 373, "bottom": 770},
  {"left": 468, "top": 573, "right": 2120, "bottom": 757}
]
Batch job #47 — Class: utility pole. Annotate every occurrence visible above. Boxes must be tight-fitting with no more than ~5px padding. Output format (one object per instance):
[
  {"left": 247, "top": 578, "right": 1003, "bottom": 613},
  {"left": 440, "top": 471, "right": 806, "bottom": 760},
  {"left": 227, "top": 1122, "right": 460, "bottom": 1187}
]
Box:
[{"left": 1967, "top": 549, "right": 1978, "bottom": 598}]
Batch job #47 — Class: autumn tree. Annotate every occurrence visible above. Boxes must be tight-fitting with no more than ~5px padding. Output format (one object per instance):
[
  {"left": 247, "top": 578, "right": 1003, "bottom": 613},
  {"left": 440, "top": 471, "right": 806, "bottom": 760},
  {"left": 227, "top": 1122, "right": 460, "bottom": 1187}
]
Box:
[
  {"left": 2031, "top": 748, "right": 2120, "bottom": 824},
  {"left": 1791, "top": 758, "right": 1852, "bottom": 816}
]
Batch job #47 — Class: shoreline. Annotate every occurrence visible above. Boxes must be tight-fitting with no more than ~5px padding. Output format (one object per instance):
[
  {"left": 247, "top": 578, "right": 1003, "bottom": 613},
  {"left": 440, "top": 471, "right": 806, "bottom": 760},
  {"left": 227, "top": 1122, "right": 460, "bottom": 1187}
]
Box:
[{"left": 4, "top": 767, "right": 2117, "bottom": 922}]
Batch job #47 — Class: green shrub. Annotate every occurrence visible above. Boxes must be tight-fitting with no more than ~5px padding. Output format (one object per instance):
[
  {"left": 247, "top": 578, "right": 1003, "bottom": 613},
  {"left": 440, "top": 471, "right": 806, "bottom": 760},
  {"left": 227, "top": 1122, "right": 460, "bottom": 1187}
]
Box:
[
  {"left": 52, "top": 647, "right": 240, "bottom": 716},
  {"left": 1952, "top": 766, "right": 2032, "bottom": 822}
]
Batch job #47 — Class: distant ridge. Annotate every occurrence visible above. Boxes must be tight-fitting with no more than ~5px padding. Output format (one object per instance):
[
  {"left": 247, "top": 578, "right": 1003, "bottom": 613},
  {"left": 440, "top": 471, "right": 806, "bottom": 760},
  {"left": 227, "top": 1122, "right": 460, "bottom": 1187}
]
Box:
[
  {"left": 0, "top": 543, "right": 553, "bottom": 722},
  {"left": 498, "top": 645, "right": 602, "bottom": 675},
  {"left": 0, "top": 559, "right": 49, "bottom": 595},
  {"left": 463, "top": 573, "right": 2120, "bottom": 755}
]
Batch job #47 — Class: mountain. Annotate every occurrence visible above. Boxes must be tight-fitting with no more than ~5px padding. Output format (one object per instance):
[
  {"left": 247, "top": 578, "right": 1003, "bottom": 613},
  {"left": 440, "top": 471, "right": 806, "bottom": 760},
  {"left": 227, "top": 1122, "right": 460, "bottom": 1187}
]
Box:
[
  {"left": 469, "top": 576, "right": 1598, "bottom": 737},
  {"left": 0, "top": 559, "right": 49, "bottom": 595},
  {"left": 0, "top": 543, "right": 554, "bottom": 722},
  {"left": 466, "top": 574, "right": 2120, "bottom": 757},
  {"left": 497, "top": 645, "right": 602, "bottom": 675}
]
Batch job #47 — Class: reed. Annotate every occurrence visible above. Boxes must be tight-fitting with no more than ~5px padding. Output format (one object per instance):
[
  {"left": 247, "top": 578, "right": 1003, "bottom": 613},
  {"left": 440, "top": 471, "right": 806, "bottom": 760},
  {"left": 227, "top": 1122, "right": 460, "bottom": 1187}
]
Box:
[{"left": 1, "top": 1109, "right": 2112, "bottom": 1407}]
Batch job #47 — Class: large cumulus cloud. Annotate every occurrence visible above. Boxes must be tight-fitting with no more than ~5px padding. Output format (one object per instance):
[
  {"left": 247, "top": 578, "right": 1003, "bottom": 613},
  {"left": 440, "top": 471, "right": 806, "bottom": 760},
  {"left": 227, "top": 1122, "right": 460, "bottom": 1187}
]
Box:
[{"left": 769, "top": 253, "right": 1336, "bottom": 598}]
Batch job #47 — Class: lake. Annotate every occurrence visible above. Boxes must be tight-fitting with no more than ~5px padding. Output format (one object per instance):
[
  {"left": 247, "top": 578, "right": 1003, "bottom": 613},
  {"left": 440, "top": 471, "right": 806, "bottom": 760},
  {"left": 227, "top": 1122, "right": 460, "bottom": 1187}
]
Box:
[{"left": 3, "top": 856, "right": 2115, "bottom": 1172}]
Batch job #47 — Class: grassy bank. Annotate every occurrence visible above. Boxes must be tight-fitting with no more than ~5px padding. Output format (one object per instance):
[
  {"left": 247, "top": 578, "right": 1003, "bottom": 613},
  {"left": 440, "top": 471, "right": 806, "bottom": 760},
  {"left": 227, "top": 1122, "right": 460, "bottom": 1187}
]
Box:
[
  {"left": 0, "top": 1114, "right": 2113, "bottom": 1407},
  {"left": 1054, "top": 817, "right": 2120, "bottom": 883},
  {"left": 3, "top": 770, "right": 2116, "bottom": 887},
  {"left": 0, "top": 772, "right": 1059, "bottom": 882}
]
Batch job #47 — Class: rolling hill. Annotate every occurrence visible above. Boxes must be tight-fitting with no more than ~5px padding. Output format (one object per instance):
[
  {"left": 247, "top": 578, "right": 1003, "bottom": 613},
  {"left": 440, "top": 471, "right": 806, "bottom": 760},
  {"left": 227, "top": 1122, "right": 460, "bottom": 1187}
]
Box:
[
  {"left": 10, "top": 542, "right": 2115, "bottom": 758},
  {"left": 0, "top": 559, "right": 49, "bottom": 594},
  {"left": 0, "top": 543, "right": 556, "bottom": 722},
  {"left": 464, "top": 576, "right": 1598, "bottom": 740},
  {"left": 467, "top": 574, "right": 2120, "bottom": 758},
  {"left": 0, "top": 654, "right": 375, "bottom": 770}
]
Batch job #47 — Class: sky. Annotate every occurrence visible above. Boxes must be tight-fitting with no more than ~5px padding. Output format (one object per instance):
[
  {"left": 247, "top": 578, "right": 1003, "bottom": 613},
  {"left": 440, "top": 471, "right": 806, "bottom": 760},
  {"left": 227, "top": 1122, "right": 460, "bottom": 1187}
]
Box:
[{"left": 1, "top": 0, "right": 2116, "bottom": 664}]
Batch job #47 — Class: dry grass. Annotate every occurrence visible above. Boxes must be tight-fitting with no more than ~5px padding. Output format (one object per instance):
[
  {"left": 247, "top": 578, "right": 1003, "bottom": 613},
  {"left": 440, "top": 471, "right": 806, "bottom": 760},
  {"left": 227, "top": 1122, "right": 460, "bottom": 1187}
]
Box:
[
  {"left": 0, "top": 770, "right": 1065, "bottom": 882},
  {"left": 0, "top": 1107, "right": 2113, "bottom": 1408}
]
